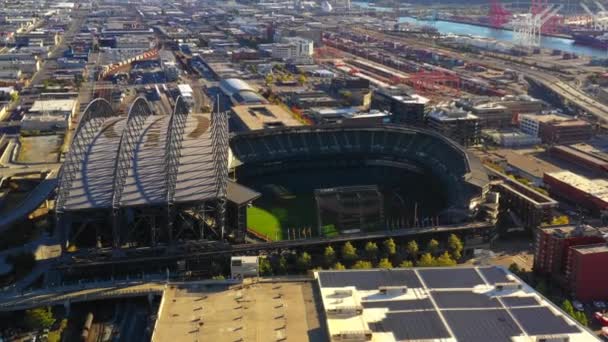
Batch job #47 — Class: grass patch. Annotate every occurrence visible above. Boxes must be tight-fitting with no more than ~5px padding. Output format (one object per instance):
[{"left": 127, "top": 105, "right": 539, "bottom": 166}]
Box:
[{"left": 247, "top": 206, "right": 282, "bottom": 241}]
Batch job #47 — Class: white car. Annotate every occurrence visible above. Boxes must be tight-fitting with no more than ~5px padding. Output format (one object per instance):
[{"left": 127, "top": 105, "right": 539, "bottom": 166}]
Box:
[{"left": 573, "top": 300, "right": 585, "bottom": 312}]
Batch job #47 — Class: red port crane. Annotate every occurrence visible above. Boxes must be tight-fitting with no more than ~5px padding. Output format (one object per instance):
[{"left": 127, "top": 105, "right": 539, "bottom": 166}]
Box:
[
  {"left": 489, "top": 0, "right": 511, "bottom": 28},
  {"left": 531, "top": 0, "right": 563, "bottom": 34}
]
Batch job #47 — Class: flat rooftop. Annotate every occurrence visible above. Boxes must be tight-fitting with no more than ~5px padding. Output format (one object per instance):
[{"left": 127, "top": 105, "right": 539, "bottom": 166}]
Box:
[
  {"left": 153, "top": 280, "right": 325, "bottom": 342},
  {"left": 315, "top": 266, "right": 598, "bottom": 342},
  {"left": 572, "top": 243, "right": 608, "bottom": 254},
  {"left": 231, "top": 104, "right": 302, "bottom": 131}
]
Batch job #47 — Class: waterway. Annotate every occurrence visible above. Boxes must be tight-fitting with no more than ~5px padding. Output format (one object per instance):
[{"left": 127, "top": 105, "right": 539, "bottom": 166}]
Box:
[{"left": 352, "top": 1, "right": 608, "bottom": 58}]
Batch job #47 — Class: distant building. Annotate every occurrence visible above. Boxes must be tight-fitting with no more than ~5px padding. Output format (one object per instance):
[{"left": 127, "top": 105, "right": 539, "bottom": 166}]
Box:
[
  {"left": 534, "top": 225, "right": 608, "bottom": 301},
  {"left": 483, "top": 129, "right": 541, "bottom": 148},
  {"left": 427, "top": 104, "right": 480, "bottom": 147},
  {"left": 219, "top": 78, "right": 267, "bottom": 106},
  {"left": 230, "top": 104, "right": 303, "bottom": 131},
  {"left": 21, "top": 98, "right": 77, "bottom": 131},
  {"left": 544, "top": 171, "right": 608, "bottom": 214},
  {"left": 520, "top": 114, "right": 593, "bottom": 144},
  {"left": 550, "top": 145, "right": 608, "bottom": 175},
  {"left": 372, "top": 89, "right": 428, "bottom": 126},
  {"left": 270, "top": 37, "right": 313, "bottom": 61},
  {"left": 310, "top": 107, "right": 391, "bottom": 125}
]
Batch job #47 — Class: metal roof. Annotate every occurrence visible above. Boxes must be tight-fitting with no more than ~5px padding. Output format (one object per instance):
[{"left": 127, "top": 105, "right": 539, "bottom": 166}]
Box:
[{"left": 57, "top": 97, "right": 228, "bottom": 212}]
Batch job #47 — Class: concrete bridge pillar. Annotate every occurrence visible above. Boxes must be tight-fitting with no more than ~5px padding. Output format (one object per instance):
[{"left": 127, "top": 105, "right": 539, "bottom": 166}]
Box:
[{"left": 63, "top": 299, "right": 71, "bottom": 315}]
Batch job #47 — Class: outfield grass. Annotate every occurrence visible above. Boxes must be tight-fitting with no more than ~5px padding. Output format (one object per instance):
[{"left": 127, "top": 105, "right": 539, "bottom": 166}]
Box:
[{"left": 247, "top": 206, "right": 283, "bottom": 241}]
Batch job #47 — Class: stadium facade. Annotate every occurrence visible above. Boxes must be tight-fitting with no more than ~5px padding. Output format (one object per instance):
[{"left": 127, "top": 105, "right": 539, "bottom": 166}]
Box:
[
  {"left": 56, "top": 98, "right": 491, "bottom": 251},
  {"left": 55, "top": 97, "right": 229, "bottom": 249}
]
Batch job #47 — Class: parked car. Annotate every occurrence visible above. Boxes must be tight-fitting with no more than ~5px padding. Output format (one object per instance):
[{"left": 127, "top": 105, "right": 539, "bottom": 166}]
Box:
[
  {"left": 595, "top": 312, "right": 608, "bottom": 326},
  {"left": 573, "top": 300, "right": 585, "bottom": 312},
  {"left": 594, "top": 301, "right": 607, "bottom": 310}
]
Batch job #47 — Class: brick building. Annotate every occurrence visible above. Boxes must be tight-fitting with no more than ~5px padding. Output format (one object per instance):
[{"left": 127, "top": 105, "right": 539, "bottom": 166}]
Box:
[{"left": 534, "top": 225, "right": 608, "bottom": 300}]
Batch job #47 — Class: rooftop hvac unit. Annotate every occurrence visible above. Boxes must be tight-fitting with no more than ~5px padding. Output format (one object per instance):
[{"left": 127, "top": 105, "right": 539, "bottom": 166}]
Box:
[
  {"left": 535, "top": 335, "right": 570, "bottom": 342},
  {"left": 495, "top": 282, "right": 523, "bottom": 291},
  {"left": 332, "top": 330, "right": 373, "bottom": 341},
  {"left": 333, "top": 289, "right": 353, "bottom": 297},
  {"left": 378, "top": 286, "right": 408, "bottom": 295},
  {"left": 326, "top": 306, "right": 364, "bottom": 317}
]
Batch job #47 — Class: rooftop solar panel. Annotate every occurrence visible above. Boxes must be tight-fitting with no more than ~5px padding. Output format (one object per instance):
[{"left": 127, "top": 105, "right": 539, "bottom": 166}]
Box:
[
  {"left": 479, "top": 266, "right": 511, "bottom": 285},
  {"left": 443, "top": 309, "right": 522, "bottom": 342},
  {"left": 501, "top": 296, "right": 540, "bottom": 308},
  {"left": 433, "top": 291, "right": 500, "bottom": 309},
  {"left": 418, "top": 268, "right": 484, "bottom": 289},
  {"left": 318, "top": 269, "right": 421, "bottom": 290},
  {"left": 370, "top": 311, "right": 451, "bottom": 340},
  {"left": 510, "top": 307, "right": 580, "bottom": 335},
  {"left": 362, "top": 299, "right": 434, "bottom": 311}
]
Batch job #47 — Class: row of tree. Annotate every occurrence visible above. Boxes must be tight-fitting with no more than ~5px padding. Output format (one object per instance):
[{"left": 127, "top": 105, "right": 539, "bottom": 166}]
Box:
[{"left": 259, "top": 234, "right": 465, "bottom": 275}]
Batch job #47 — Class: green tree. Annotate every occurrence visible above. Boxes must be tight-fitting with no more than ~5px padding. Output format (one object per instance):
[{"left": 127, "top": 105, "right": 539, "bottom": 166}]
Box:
[
  {"left": 24, "top": 307, "right": 56, "bottom": 330},
  {"left": 341, "top": 242, "right": 358, "bottom": 263},
  {"left": 352, "top": 260, "right": 373, "bottom": 269},
  {"left": 508, "top": 263, "right": 521, "bottom": 275},
  {"left": 574, "top": 311, "right": 588, "bottom": 326},
  {"left": 296, "top": 252, "right": 312, "bottom": 272},
  {"left": 297, "top": 74, "right": 307, "bottom": 85},
  {"left": 535, "top": 279, "right": 548, "bottom": 295},
  {"left": 383, "top": 238, "right": 396, "bottom": 256},
  {"left": 323, "top": 246, "right": 337, "bottom": 268},
  {"left": 259, "top": 257, "right": 272, "bottom": 276},
  {"left": 272, "top": 255, "right": 288, "bottom": 275},
  {"left": 332, "top": 262, "right": 346, "bottom": 270},
  {"left": 406, "top": 240, "right": 419, "bottom": 259},
  {"left": 364, "top": 241, "right": 379, "bottom": 262},
  {"left": 417, "top": 253, "right": 436, "bottom": 267},
  {"left": 426, "top": 239, "right": 439, "bottom": 255},
  {"left": 435, "top": 252, "right": 457, "bottom": 266},
  {"left": 265, "top": 74, "right": 274, "bottom": 85},
  {"left": 447, "top": 234, "right": 463, "bottom": 260},
  {"left": 377, "top": 258, "right": 393, "bottom": 269},
  {"left": 399, "top": 260, "right": 414, "bottom": 268},
  {"left": 561, "top": 300, "right": 575, "bottom": 316}
]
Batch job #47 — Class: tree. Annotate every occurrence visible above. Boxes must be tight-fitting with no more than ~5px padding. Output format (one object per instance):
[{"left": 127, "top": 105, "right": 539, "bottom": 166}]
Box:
[
  {"left": 508, "top": 263, "right": 521, "bottom": 275},
  {"left": 272, "top": 255, "right": 288, "bottom": 275},
  {"left": 561, "top": 300, "right": 575, "bottom": 316},
  {"left": 383, "top": 238, "right": 396, "bottom": 256},
  {"left": 265, "top": 74, "right": 274, "bottom": 86},
  {"left": 447, "top": 234, "right": 463, "bottom": 260},
  {"left": 297, "top": 74, "right": 307, "bottom": 85},
  {"left": 426, "top": 239, "right": 439, "bottom": 255},
  {"left": 399, "top": 260, "right": 414, "bottom": 268},
  {"left": 352, "top": 260, "right": 373, "bottom": 269},
  {"left": 377, "top": 258, "right": 393, "bottom": 269},
  {"left": 417, "top": 253, "right": 436, "bottom": 267},
  {"left": 364, "top": 241, "right": 379, "bottom": 262},
  {"left": 259, "top": 257, "right": 272, "bottom": 276},
  {"left": 323, "top": 246, "right": 337, "bottom": 268},
  {"left": 435, "top": 252, "right": 457, "bottom": 266},
  {"left": 341, "top": 242, "right": 358, "bottom": 263},
  {"left": 406, "top": 240, "right": 419, "bottom": 259},
  {"left": 535, "top": 279, "right": 548, "bottom": 295},
  {"left": 573, "top": 311, "right": 588, "bottom": 326},
  {"left": 332, "top": 262, "right": 346, "bottom": 270},
  {"left": 296, "top": 252, "right": 312, "bottom": 272},
  {"left": 24, "top": 307, "right": 55, "bottom": 330}
]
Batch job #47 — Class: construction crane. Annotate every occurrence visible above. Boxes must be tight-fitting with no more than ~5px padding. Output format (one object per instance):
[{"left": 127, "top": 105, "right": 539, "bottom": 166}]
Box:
[
  {"left": 581, "top": 2, "right": 608, "bottom": 31},
  {"left": 513, "top": 5, "right": 563, "bottom": 48}
]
